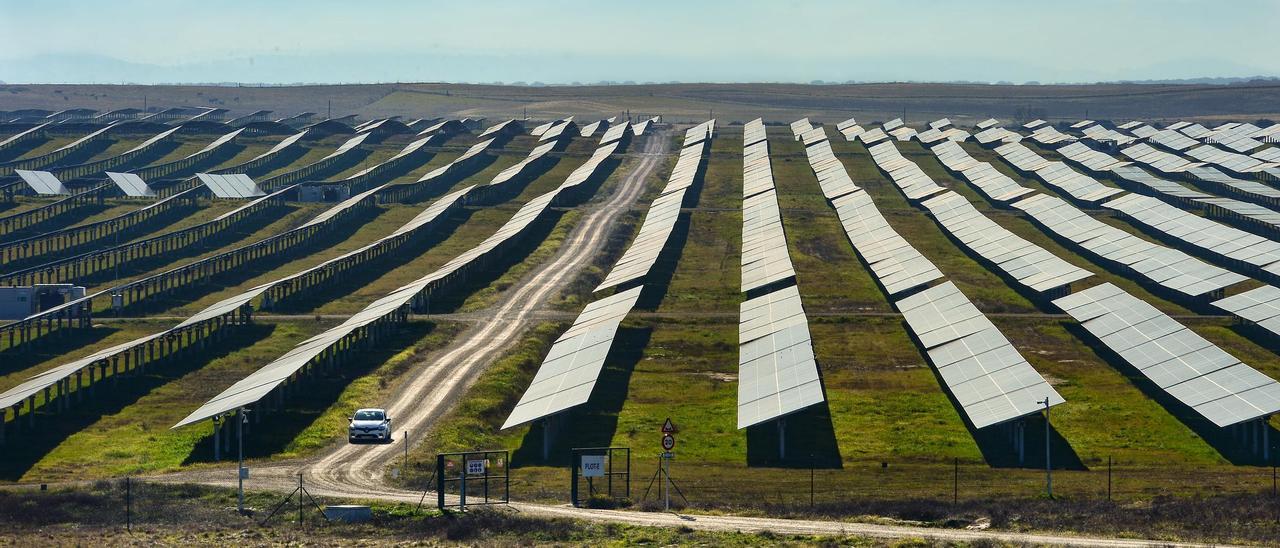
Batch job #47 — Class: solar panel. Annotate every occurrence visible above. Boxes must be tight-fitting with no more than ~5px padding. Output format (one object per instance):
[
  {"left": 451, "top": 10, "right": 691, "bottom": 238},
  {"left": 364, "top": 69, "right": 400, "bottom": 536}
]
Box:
[
  {"left": 920, "top": 191, "right": 1093, "bottom": 293},
  {"left": 796, "top": 126, "right": 859, "bottom": 200},
  {"left": 1012, "top": 194, "right": 1247, "bottom": 298},
  {"left": 866, "top": 141, "right": 947, "bottom": 201},
  {"left": 105, "top": 172, "right": 156, "bottom": 197},
  {"left": 994, "top": 143, "right": 1123, "bottom": 204},
  {"left": 1184, "top": 144, "right": 1275, "bottom": 174},
  {"left": 1147, "top": 129, "right": 1201, "bottom": 151},
  {"left": 596, "top": 122, "right": 712, "bottom": 292},
  {"left": 789, "top": 118, "right": 814, "bottom": 139},
  {"left": 975, "top": 118, "right": 1000, "bottom": 130},
  {"left": 1213, "top": 285, "right": 1280, "bottom": 336},
  {"left": 1056, "top": 283, "right": 1280, "bottom": 427},
  {"left": 742, "top": 189, "right": 796, "bottom": 292},
  {"left": 1104, "top": 193, "right": 1280, "bottom": 273},
  {"left": 488, "top": 141, "right": 557, "bottom": 188},
  {"left": 1027, "top": 126, "right": 1077, "bottom": 145},
  {"left": 197, "top": 173, "right": 266, "bottom": 198},
  {"left": 15, "top": 169, "right": 70, "bottom": 195},
  {"left": 930, "top": 141, "right": 1036, "bottom": 203},
  {"left": 974, "top": 127, "right": 1022, "bottom": 145},
  {"left": 598, "top": 121, "right": 630, "bottom": 145},
  {"left": 1080, "top": 125, "right": 1138, "bottom": 146},
  {"left": 502, "top": 286, "right": 644, "bottom": 428},
  {"left": 1057, "top": 142, "right": 1133, "bottom": 172},
  {"left": 898, "top": 281, "right": 1065, "bottom": 429},
  {"left": 831, "top": 190, "right": 943, "bottom": 295},
  {"left": 579, "top": 120, "right": 604, "bottom": 138},
  {"left": 738, "top": 285, "right": 825, "bottom": 428}
]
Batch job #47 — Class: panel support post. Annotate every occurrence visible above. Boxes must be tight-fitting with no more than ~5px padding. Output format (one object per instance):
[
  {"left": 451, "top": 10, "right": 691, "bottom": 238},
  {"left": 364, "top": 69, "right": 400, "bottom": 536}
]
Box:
[
  {"left": 778, "top": 418, "right": 787, "bottom": 461},
  {"left": 542, "top": 418, "right": 553, "bottom": 461},
  {"left": 213, "top": 417, "right": 221, "bottom": 461}
]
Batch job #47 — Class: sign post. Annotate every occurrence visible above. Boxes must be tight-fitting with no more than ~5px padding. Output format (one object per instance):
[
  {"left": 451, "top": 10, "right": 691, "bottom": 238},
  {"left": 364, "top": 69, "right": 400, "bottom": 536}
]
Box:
[{"left": 661, "top": 418, "right": 677, "bottom": 511}]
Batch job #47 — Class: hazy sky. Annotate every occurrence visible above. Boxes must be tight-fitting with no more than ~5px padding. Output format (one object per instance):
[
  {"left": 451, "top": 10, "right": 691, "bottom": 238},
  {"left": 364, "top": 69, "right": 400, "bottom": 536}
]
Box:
[{"left": 2, "top": 0, "right": 1277, "bottom": 84}]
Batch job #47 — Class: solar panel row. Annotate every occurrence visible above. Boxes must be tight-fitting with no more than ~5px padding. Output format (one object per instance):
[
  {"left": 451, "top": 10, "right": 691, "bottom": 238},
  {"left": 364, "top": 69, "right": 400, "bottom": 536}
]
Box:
[
  {"left": 501, "top": 286, "right": 644, "bottom": 429},
  {"left": 1146, "top": 129, "right": 1201, "bottom": 152},
  {"left": 104, "top": 172, "right": 156, "bottom": 197},
  {"left": 994, "top": 143, "right": 1124, "bottom": 204},
  {"left": 740, "top": 120, "right": 797, "bottom": 290},
  {"left": 1214, "top": 285, "right": 1280, "bottom": 337},
  {"left": 798, "top": 130, "right": 859, "bottom": 201},
  {"left": 197, "top": 173, "right": 266, "bottom": 198},
  {"left": 898, "top": 281, "right": 1065, "bottom": 429},
  {"left": 598, "top": 121, "right": 631, "bottom": 145},
  {"left": 931, "top": 141, "right": 1036, "bottom": 203},
  {"left": 1080, "top": 124, "right": 1138, "bottom": 146},
  {"left": 1055, "top": 283, "right": 1280, "bottom": 427},
  {"left": 15, "top": 169, "right": 70, "bottom": 195},
  {"left": 1027, "top": 126, "right": 1076, "bottom": 145},
  {"left": 595, "top": 125, "right": 709, "bottom": 293},
  {"left": 1184, "top": 144, "right": 1277, "bottom": 174},
  {"left": 1104, "top": 193, "right": 1280, "bottom": 276},
  {"left": 832, "top": 189, "right": 944, "bottom": 295},
  {"left": 791, "top": 124, "right": 942, "bottom": 295},
  {"left": 974, "top": 126, "right": 1023, "bottom": 145},
  {"left": 921, "top": 191, "right": 1093, "bottom": 293},
  {"left": 858, "top": 127, "right": 889, "bottom": 145},
  {"left": 737, "top": 285, "right": 824, "bottom": 428},
  {"left": 488, "top": 141, "right": 559, "bottom": 188},
  {"left": 866, "top": 141, "right": 946, "bottom": 201},
  {"left": 1012, "top": 194, "right": 1246, "bottom": 298},
  {"left": 1063, "top": 141, "right": 1280, "bottom": 235}
]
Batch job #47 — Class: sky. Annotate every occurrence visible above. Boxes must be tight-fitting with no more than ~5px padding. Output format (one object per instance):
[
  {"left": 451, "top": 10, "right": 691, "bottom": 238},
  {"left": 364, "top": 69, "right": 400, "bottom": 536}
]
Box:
[{"left": 1, "top": 0, "right": 1277, "bottom": 85}]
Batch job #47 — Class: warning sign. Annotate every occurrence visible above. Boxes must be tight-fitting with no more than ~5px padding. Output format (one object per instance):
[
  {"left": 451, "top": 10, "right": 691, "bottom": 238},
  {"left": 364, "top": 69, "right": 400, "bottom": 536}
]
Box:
[
  {"left": 662, "top": 418, "right": 678, "bottom": 434},
  {"left": 465, "top": 460, "right": 486, "bottom": 476}
]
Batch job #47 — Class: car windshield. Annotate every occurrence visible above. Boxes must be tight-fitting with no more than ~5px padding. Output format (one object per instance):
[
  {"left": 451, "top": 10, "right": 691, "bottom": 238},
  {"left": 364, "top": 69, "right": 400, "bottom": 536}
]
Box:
[{"left": 353, "top": 410, "right": 384, "bottom": 421}]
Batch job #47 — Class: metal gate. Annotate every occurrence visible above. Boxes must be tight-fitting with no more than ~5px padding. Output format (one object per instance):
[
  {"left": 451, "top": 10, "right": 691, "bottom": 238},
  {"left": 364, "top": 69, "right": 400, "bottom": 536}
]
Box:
[
  {"left": 435, "top": 450, "right": 509, "bottom": 510},
  {"left": 570, "top": 446, "right": 630, "bottom": 507}
]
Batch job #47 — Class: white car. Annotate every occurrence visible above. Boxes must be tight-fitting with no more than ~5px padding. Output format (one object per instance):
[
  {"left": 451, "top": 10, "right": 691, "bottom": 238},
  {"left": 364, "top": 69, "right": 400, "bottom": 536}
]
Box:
[{"left": 348, "top": 408, "right": 392, "bottom": 443}]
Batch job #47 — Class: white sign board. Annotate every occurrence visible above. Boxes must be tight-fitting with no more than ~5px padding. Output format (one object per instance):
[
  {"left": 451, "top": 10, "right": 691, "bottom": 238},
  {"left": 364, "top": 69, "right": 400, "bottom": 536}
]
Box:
[
  {"left": 581, "top": 455, "right": 606, "bottom": 478},
  {"left": 465, "top": 460, "right": 486, "bottom": 476}
]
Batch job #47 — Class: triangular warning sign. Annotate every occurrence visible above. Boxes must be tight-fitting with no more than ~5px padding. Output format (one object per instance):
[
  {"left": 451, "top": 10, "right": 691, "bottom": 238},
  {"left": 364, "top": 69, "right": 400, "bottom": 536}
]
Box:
[{"left": 661, "top": 418, "right": 677, "bottom": 433}]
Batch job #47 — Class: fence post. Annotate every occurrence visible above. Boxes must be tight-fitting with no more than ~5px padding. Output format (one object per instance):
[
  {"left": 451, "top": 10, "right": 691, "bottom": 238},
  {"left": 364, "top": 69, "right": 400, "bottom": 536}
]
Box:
[
  {"left": 125, "top": 476, "right": 131, "bottom": 532},
  {"left": 436, "top": 454, "right": 445, "bottom": 510},
  {"left": 953, "top": 458, "right": 958, "bottom": 504}
]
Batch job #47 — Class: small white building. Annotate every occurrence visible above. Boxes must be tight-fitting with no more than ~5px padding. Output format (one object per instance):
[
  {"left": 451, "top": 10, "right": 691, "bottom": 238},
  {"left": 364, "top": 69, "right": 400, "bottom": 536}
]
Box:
[{"left": 0, "top": 284, "right": 86, "bottom": 320}]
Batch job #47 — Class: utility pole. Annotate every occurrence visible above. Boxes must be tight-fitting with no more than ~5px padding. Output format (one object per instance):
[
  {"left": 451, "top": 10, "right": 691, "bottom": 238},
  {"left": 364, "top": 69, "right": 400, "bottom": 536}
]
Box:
[
  {"left": 237, "top": 408, "right": 248, "bottom": 514},
  {"left": 1040, "top": 398, "right": 1052, "bottom": 498}
]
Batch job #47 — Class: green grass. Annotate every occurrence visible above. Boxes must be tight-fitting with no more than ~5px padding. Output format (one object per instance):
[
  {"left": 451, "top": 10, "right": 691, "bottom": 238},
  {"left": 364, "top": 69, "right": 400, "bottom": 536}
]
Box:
[
  {"left": 4, "top": 318, "right": 464, "bottom": 481},
  {"left": 7, "top": 320, "right": 330, "bottom": 481}
]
